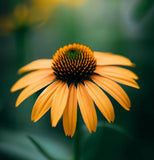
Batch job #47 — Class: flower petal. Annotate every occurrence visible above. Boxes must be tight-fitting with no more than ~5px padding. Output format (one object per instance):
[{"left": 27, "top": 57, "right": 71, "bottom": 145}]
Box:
[
  {"left": 94, "top": 52, "right": 135, "bottom": 66},
  {"left": 51, "top": 82, "right": 69, "bottom": 127},
  {"left": 91, "top": 75, "right": 131, "bottom": 111},
  {"left": 99, "top": 73, "right": 140, "bottom": 89},
  {"left": 18, "top": 59, "right": 53, "bottom": 74},
  {"left": 31, "top": 80, "right": 60, "bottom": 122},
  {"left": 63, "top": 83, "right": 77, "bottom": 137},
  {"left": 11, "top": 69, "right": 54, "bottom": 92},
  {"left": 77, "top": 83, "right": 97, "bottom": 133},
  {"left": 63, "top": 108, "right": 69, "bottom": 136},
  {"left": 84, "top": 81, "right": 114, "bottom": 122},
  {"left": 15, "top": 75, "right": 56, "bottom": 107},
  {"left": 95, "top": 66, "right": 138, "bottom": 80}
]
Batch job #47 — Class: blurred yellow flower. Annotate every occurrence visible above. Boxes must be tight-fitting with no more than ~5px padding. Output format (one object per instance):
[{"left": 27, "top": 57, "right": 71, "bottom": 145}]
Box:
[
  {"left": 0, "top": 0, "right": 87, "bottom": 34},
  {"left": 0, "top": 3, "right": 47, "bottom": 33},
  {"left": 33, "top": 0, "right": 87, "bottom": 8},
  {"left": 11, "top": 43, "right": 139, "bottom": 137}
]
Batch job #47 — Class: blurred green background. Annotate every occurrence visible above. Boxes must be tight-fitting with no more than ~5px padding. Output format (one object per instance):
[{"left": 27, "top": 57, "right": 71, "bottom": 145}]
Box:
[{"left": 0, "top": 0, "right": 154, "bottom": 160}]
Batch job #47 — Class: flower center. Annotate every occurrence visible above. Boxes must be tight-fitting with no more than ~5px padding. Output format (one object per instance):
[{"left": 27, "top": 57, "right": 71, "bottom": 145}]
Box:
[{"left": 52, "top": 43, "right": 96, "bottom": 84}]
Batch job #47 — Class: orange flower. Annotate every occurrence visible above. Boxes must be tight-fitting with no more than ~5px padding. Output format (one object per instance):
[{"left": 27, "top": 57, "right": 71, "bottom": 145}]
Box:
[{"left": 11, "top": 43, "right": 139, "bottom": 137}]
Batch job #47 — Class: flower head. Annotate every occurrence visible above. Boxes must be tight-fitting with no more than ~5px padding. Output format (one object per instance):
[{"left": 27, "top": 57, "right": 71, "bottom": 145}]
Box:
[{"left": 11, "top": 43, "right": 139, "bottom": 137}]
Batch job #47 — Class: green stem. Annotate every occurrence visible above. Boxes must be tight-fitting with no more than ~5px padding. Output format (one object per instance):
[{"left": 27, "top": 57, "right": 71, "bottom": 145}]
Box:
[
  {"left": 74, "top": 109, "right": 80, "bottom": 160},
  {"left": 15, "top": 29, "right": 28, "bottom": 68}
]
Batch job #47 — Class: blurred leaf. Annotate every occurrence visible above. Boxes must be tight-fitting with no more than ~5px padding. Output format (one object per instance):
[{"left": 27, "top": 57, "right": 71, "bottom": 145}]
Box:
[
  {"left": 82, "top": 121, "right": 133, "bottom": 139},
  {"left": 82, "top": 121, "right": 134, "bottom": 160},
  {"left": 28, "top": 136, "right": 56, "bottom": 160},
  {"left": 97, "top": 121, "right": 133, "bottom": 139},
  {"left": 0, "top": 129, "right": 47, "bottom": 160},
  {"left": 0, "top": 143, "right": 32, "bottom": 160},
  {"left": 26, "top": 134, "right": 72, "bottom": 160},
  {"left": 0, "top": 128, "right": 72, "bottom": 160}
]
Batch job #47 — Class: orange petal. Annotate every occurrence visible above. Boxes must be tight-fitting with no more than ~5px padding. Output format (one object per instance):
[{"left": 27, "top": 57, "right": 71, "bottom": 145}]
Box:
[
  {"left": 77, "top": 83, "right": 97, "bottom": 133},
  {"left": 15, "top": 75, "right": 56, "bottom": 107},
  {"left": 11, "top": 69, "right": 54, "bottom": 92},
  {"left": 63, "top": 83, "right": 77, "bottom": 137},
  {"left": 51, "top": 82, "right": 69, "bottom": 127},
  {"left": 95, "top": 66, "right": 138, "bottom": 80},
  {"left": 31, "top": 80, "right": 60, "bottom": 122},
  {"left": 84, "top": 81, "right": 114, "bottom": 122},
  {"left": 91, "top": 75, "right": 131, "bottom": 111},
  {"left": 63, "top": 107, "right": 69, "bottom": 136},
  {"left": 99, "top": 73, "right": 140, "bottom": 89},
  {"left": 18, "top": 59, "right": 53, "bottom": 74},
  {"left": 94, "top": 52, "right": 135, "bottom": 66}
]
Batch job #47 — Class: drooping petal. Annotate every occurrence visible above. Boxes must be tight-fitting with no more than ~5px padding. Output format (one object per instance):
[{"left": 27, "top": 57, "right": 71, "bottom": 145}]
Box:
[
  {"left": 15, "top": 75, "right": 56, "bottom": 107},
  {"left": 51, "top": 82, "right": 69, "bottom": 127},
  {"left": 84, "top": 81, "right": 114, "bottom": 122},
  {"left": 11, "top": 69, "right": 54, "bottom": 92},
  {"left": 18, "top": 59, "right": 53, "bottom": 74},
  {"left": 63, "top": 83, "right": 77, "bottom": 137},
  {"left": 99, "top": 73, "right": 140, "bottom": 89},
  {"left": 77, "top": 83, "right": 97, "bottom": 133},
  {"left": 95, "top": 66, "right": 138, "bottom": 80},
  {"left": 94, "top": 52, "right": 135, "bottom": 67},
  {"left": 63, "top": 108, "right": 69, "bottom": 136},
  {"left": 31, "top": 80, "right": 60, "bottom": 122},
  {"left": 91, "top": 75, "right": 131, "bottom": 110}
]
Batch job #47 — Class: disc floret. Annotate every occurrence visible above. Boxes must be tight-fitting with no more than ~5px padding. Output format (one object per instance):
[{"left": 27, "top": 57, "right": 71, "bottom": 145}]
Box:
[{"left": 52, "top": 43, "right": 96, "bottom": 83}]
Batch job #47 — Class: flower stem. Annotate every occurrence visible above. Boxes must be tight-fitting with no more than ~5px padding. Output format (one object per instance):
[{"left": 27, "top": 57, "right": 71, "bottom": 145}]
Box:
[
  {"left": 15, "top": 28, "right": 28, "bottom": 68},
  {"left": 74, "top": 109, "right": 80, "bottom": 160}
]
